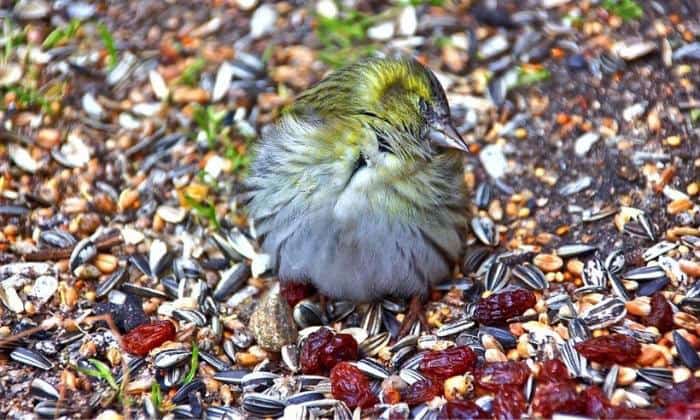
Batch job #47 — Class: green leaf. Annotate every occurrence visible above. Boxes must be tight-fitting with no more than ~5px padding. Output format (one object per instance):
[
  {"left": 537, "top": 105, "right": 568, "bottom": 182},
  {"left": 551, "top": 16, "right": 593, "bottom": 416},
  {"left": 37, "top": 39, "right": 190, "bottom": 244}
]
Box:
[
  {"left": 515, "top": 66, "right": 551, "bottom": 87},
  {"left": 179, "top": 58, "right": 206, "bottom": 86},
  {"left": 76, "top": 359, "right": 118, "bottom": 391},
  {"left": 151, "top": 381, "right": 162, "bottom": 410},
  {"left": 42, "top": 19, "right": 81, "bottom": 49},
  {"left": 185, "top": 194, "right": 220, "bottom": 229},
  {"left": 182, "top": 342, "right": 199, "bottom": 385},
  {"left": 602, "top": 0, "right": 643, "bottom": 21},
  {"left": 691, "top": 109, "right": 700, "bottom": 125},
  {"left": 97, "top": 23, "right": 118, "bottom": 70}
]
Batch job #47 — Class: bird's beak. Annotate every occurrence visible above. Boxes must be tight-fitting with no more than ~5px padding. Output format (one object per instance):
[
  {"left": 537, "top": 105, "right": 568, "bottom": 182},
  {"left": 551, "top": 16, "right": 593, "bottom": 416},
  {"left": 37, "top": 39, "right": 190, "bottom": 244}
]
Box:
[{"left": 428, "top": 121, "right": 469, "bottom": 152}]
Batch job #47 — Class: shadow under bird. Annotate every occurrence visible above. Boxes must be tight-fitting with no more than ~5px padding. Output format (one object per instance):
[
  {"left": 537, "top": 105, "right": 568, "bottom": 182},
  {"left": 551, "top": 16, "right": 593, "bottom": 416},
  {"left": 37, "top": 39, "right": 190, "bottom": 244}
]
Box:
[{"left": 246, "top": 57, "right": 469, "bottom": 333}]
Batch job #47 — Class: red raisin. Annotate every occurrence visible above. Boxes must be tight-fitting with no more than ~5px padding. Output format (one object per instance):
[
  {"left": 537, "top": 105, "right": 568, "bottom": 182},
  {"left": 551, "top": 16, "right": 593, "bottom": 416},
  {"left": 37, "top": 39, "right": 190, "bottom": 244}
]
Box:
[
  {"left": 532, "top": 381, "right": 584, "bottom": 418},
  {"left": 537, "top": 359, "right": 571, "bottom": 383},
  {"left": 475, "top": 361, "right": 529, "bottom": 391},
  {"left": 574, "top": 334, "right": 641, "bottom": 365},
  {"left": 401, "top": 378, "right": 442, "bottom": 406},
  {"left": 300, "top": 328, "right": 358, "bottom": 374},
  {"left": 280, "top": 282, "right": 315, "bottom": 308},
  {"left": 437, "top": 400, "right": 487, "bottom": 420},
  {"left": 493, "top": 386, "right": 526, "bottom": 420},
  {"left": 420, "top": 346, "right": 477, "bottom": 379},
  {"left": 330, "top": 362, "right": 378, "bottom": 409},
  {"left": 581, "top": 386, "right": 616, "bottom": 419},
  {"left": 122, "top": 320, "right": 176, "bottom": 356},
  {"left": 474, "top": 289, "right": 536, "bottom": 325},
  {"left": 662, "top": 402, "right": 700, "bottom": 419},
  {"left": 655, "top": 377, "right": 700, "bottom": 406},
  {"left": 643, "top": 292, "right": 674, "bottom": 333}
]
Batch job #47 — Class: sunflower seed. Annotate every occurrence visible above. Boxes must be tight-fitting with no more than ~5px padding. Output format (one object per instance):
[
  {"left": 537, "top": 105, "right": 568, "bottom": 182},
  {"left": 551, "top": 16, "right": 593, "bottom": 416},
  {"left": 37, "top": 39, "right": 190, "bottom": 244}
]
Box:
[
  {"left": 10, "top": 347, "right": 53, "bottom": 370},
  {"left": 512, "top": 263, "right": 548, "bottom": 290},
  {"left": 148, "top": 239, "right": 170, "bottom": 278},
  {"left": 282, "top": 344, "right": 300, "bottom": 372},
  {"left": 39, "top": 229, "right": 77, "bottom": 248},
  {"left": 474, "top": 183, "right": 492, "bottom": 209},
  {"left": 362, "top": 303, "right": 383, "bottom": 336},
  {"left": 607, "top": 271, "right": 630, "bottom": 301},
  {"left": 524, "top": 374, "right": 536, "bottom": 402},
  {"left": 603, "top": 365, "right": 619, "bottom": 399},
  {"left": 360, "top": 332, "right": 390, "bottom": 357},
  {"left": 120, "top": 283, "right": 170, "bottom": 300},
  {"left": 582, "top": 258, "right": 606, "bottom": 288},
  {"left": 213, "top": 369, "right": 249, "bottom": 385},
  {"left": 242, "top": 371, "right": 280, "bottom": 391},
  {"left": 580, "top": 298, "right": 627, "bottom": 329},
  {"left": 357, "top": 358, "right": 391, "bottom": 379},
  {"left": 479, "top": 325, "right": 516, "bottom": 349},
  {"left": 199, "top": 350, "right": 230, "bottom": 372},
  {"left": 172, "top": 379, "right": 204, "bottom": 404},
  {"left": 286, "top": 391, "right": 326, "bottom": 406},
  {"left": 95, "top": 265, "right": 128, "bottom": 298},
  {"left": 213, "top": 263, "right": 250, "bottom": 301},
  {"left": 567, "top": 318, "right": 591, "bottom": 342},
  {"left": 556, "top": 244, "right": 597, "bottom": 258},
  {"left": 643, "top": 241, "right": 677, "bottom": 261},
  {"left": 636, "top": 276, "right": 669, "bottom": 296},
  {"left": 242, "top": 393, "right": 285, "bottom": 417},
  {"left": 673, "top": 331, "right": 700, "bottom": 369},
  {"left": 399, "top": 368, "right": 426, "bottom": 386},
  {"left": 604, "top": 249, "right": 626, "bottom": 274},
  {"left": 680, "top": 235, "right": 699, "bottom": 249},
  {"left": 390, "top": 346, "right": 415, "bottom": 370},
  {"left": 436, "top": 318, "right": 475, "bottom": 337},
  {"left": 173, "top": 309, "right": 207, "bottom": 327},
  {"left": 328, "top": 301, "right": 356, "bottom": 322},
  {"left": 399, "top": 351, "right": 425, "bottom": 371},
  {"left": 463, "top": 246, "right": 492, "bottom": 274},
  {"left": 35, "top": 400, "right": 73, "bottom": 417},
  {"left": 472, "top": 217, "right": 498, "bottom": 246},
  {"left": 485, "top": 261, "right": 509, "bottom": 293},
  {"left": 637, "top": 367, "right": 673, "bottom": 389},
  {"left": 293, "top": 300, "right": 324, "bottom": 328},
  {"left": 69, "top": 238, "right": 96, "bottom": 273},
  {"left": 211, "top": 232, "right": 243, "bottom": 262},
  {"left": 623, "top": 265, "right": 666, "bottom": 282},
  {"left": 559, "top": 176, "right": 592, "bottom": 196},
  {"left": 154, "top": 348, "right": 191, "bottom": 368},
  {"left": 559, "top": 340, "right": 584, "bottom": 378},
  {"left": 30, "top": 378, "right": 59, "bottom": 400}
]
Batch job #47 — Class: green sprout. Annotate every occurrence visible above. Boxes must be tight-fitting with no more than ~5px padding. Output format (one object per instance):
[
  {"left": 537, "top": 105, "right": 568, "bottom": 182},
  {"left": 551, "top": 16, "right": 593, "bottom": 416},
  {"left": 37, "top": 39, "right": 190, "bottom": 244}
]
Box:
[
  {"left": 97, "top": 23, "right": 118, "bottom": 70},
  {"left": 185, "top": 194, "right": 220, "bottom": 229},
  {"left": 179, "top": 58, "right": 206, "bottom": 86},
  {"left": 42, "top": 19, "right": 81, "bottom": 49},
  {"left": 150, "top": 381, "right": 163, "bottom": 411},
  {"left": 315, "top": 9, "right": 378, "bottom": 67},
  {"left": 182, "top": 342, "right": 199, "bottom": 385},
  {"left": 76, "top": 358, "right": 119, "bottom": 392},
  {"left": 515, "top": 65, "right": 551, "bottom": 87},
  {"left": 690, "top": 109, "right": 700, "bottom": 125},
  {"left": 192, "top": 104, "right": 227, "bottom": 148},
  {"left": 601, "top": 0, "right": 643, "bottom": 21}
]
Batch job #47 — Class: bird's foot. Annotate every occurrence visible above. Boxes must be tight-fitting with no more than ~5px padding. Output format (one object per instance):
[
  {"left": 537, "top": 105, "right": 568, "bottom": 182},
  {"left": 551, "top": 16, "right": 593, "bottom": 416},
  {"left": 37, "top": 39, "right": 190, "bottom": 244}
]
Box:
[{"left": 398, "top": 295, "right": 430, "bottom": 337}]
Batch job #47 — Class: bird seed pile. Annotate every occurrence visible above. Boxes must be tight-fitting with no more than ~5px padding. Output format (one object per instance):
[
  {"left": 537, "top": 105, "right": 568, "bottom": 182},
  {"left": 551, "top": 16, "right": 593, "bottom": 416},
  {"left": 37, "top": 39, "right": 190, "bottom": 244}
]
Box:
[{"left": 0, "top": 0, "right": 699, "bottom": 419}]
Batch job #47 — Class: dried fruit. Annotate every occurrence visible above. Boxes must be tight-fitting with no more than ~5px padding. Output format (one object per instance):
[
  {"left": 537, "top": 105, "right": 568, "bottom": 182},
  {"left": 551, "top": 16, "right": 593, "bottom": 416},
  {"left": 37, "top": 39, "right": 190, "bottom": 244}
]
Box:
[
  {"left": 574, "top": 334, "right": 641, "bottom": 365},
  {"left": 655, "top": 377, "right": 700, "bottom": 406},
  {"left": 475, "top": 361, "right": 529, "bottom": 391},
  {"left": 330, "top": 362, "right": 378, "bottom": 409},
  {"left": 122, "top": 320, "right": 176, "bottom": 356},
  {"left": 300, "top": 328, "right": 358, "bottom": 374},
  {"left": 401, "top": 378, "right": 442, "bottom": 406},
  {"left": 537, "top": 359, "right": 571, "bottom": 383},
  {"left": 532, "top": 381, "right": 584, "bottom": 417},
  {"left": 437, "top": 400, "right": 487, "bottom": 420},
  {"left": 474, "top": 289, "right": 536, "bottom": 325},
  {"left": 419, "top": 346, "right": 476, "bottom": 379},
  {"left": 280, "top": 282, "right": 314, "bottom": 307},
  {"left": 643, "top": 292, "right": 674, "bottom": 333},
  {"left": 662, "top": 402, "right": 700, "bottom": 419},
  {"left": 493, "top": 386, "right": 526, "bottom": 420}
]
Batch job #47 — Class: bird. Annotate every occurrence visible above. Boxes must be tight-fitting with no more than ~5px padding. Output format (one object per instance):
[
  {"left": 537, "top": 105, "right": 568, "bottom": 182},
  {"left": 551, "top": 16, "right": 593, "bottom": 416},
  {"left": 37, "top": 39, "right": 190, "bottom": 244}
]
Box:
[{"left": 246, "top": 57, "right": 469, "bottom": 334}]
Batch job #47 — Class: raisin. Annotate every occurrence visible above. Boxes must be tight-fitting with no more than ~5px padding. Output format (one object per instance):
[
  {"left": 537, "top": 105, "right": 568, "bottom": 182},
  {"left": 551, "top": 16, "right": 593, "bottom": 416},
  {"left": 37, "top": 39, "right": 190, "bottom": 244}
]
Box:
[
  {"left": 474, "top": 289, "right": 536, "bottom": 325},
  {"left": 537, "top": 359, "right": 571, "bottom": 383},
  {"left": 643, "top": 292, "right": 674, "bottom": 333},
  {"left": 330, "top": 362, "right": 378, "bottom": 409},
  {"left": 300, "top": 328, "right": 358, "bottom": 374},
  {"left": 574, "top": 334, "right": 641, "bottom": 365},
  {"left": 475, "top": 361, "right": 529, "bottom": 391},
  {"left": 493, "top": 386, "right": 526, "bottom": 420},
  {"left": 581, "top": 386, "right": 616, "bottom": 418},
  {"left": 420, "top": 346, "right": 477, "bottom": 379},
  {"left": 662, "top": 402, "right": 700, "bottom": 419},
  {"left": 655, "top": 377, "right": 700, "bottom": 406},
  {"left": 401, "top": 378, "right": 442, "bottom": 406},
  {"left": 280, "top": 282, "right": 315, "bottom": 308},
  {"left": 532, "top": 381, "right": 584, "bottom": 418},
  {"left": 437, "top": 400, "right": 487, "bottom": 420},
  {"left": 122, "top": 320, "right": 176, "bottom": 356}
]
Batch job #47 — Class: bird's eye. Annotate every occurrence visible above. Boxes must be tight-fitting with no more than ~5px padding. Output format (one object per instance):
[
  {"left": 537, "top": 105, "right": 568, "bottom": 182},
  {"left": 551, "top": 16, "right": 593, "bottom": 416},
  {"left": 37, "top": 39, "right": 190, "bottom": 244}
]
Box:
[{"left": 418, "top": 99, "right": 429, "bottom": 115}]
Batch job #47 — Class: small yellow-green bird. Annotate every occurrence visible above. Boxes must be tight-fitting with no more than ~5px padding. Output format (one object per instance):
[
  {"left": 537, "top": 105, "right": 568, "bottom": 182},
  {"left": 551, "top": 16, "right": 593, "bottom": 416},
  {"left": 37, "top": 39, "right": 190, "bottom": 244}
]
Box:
[{"left": 246, "top": 57, "right": 468, "bottom": 331}]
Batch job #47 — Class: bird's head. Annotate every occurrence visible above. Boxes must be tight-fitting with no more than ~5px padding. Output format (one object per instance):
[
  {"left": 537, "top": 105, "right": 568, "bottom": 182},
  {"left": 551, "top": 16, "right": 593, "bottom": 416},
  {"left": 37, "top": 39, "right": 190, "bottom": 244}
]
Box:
[{"left": 294, "top": 57, "right": 468, "bottom": 163}]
